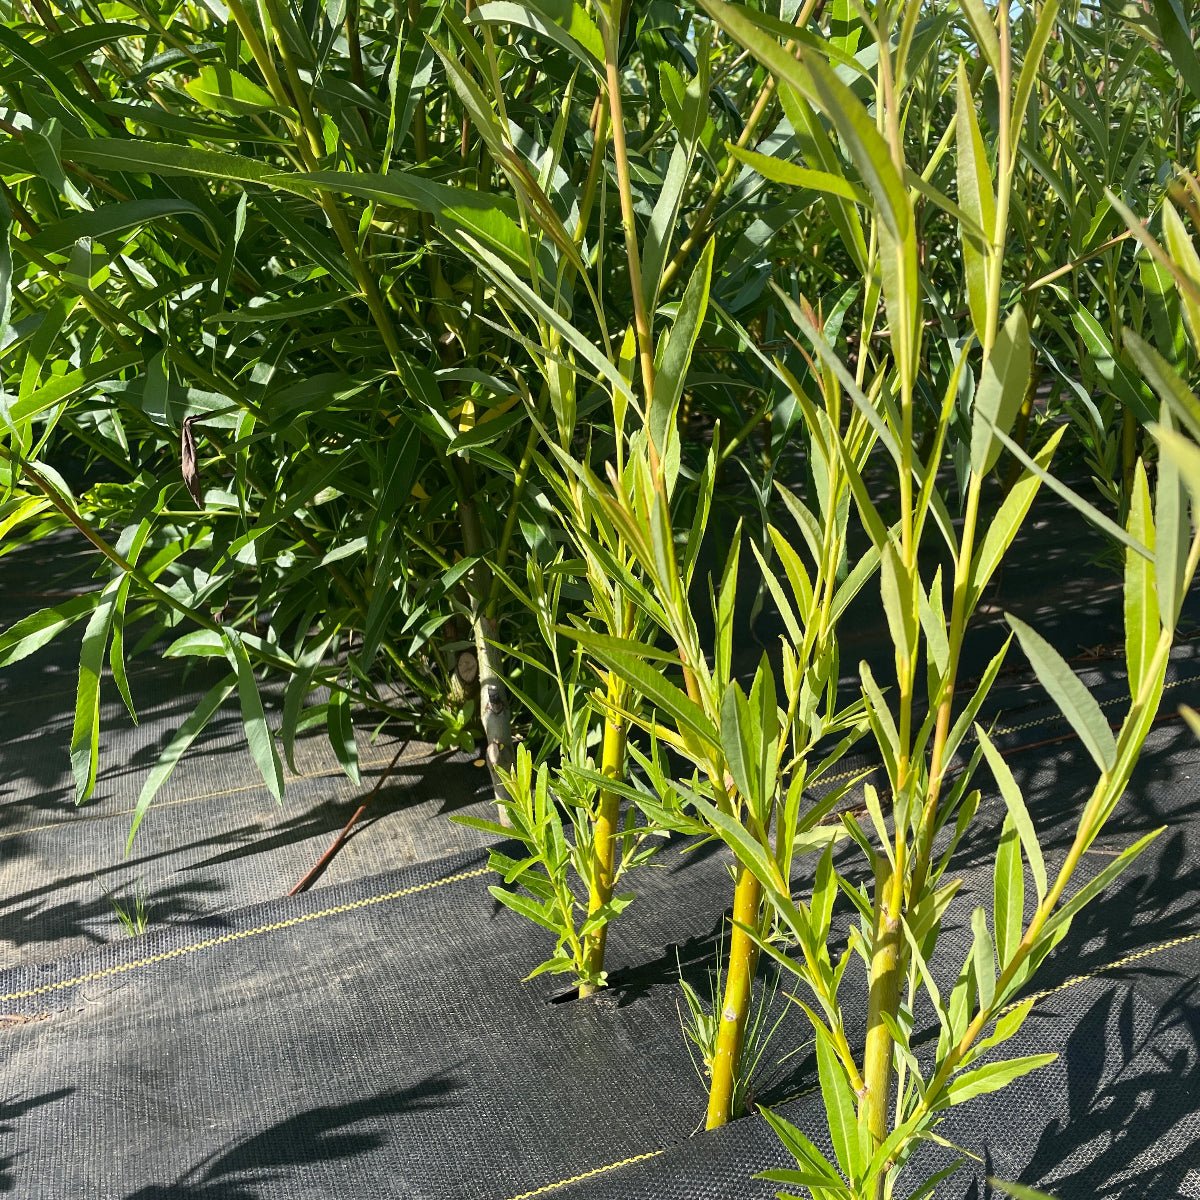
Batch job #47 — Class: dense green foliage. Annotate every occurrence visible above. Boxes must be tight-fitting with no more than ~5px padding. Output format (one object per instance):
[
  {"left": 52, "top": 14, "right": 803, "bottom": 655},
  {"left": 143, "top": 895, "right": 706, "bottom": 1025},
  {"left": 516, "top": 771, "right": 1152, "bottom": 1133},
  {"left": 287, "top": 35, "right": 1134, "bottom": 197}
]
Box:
[{"left": 2, "top": 0, "right": 1199, "bottom": 1194}]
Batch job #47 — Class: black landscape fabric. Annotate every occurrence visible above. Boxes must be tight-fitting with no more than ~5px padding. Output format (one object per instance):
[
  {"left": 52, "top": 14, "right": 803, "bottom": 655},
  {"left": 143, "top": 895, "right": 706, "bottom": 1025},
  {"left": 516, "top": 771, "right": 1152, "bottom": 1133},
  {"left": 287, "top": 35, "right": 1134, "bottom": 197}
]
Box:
[
  {"left": 0, "top": 662, "right": 1198, "bottom": 1200},
  {"left": 1, "top": 515, "right": 1199, "bottom": 1198}
]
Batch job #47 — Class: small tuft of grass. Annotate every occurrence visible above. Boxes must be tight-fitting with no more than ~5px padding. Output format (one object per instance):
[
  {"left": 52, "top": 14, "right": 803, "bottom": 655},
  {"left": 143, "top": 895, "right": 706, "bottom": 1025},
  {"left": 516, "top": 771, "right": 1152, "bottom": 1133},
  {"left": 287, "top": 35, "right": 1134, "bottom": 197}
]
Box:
[{"left": 96, "top": 878, "right": 153, "bottom": 938}]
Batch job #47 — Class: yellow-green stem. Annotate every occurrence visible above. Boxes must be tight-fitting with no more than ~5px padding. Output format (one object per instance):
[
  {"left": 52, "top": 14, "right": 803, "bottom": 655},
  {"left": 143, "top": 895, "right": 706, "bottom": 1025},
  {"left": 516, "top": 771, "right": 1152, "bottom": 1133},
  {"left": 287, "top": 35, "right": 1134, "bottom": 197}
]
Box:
[
  {"left": 705, "top": 864, "right": 764, "bottom": 1128},
  {"left": 601, "top": 24, "right": 657, "bottom": 438},
  {"left": 862, "top": 858, "right": 902, "bottom": 1162},
  {"left": 579, "top": 683, "right": 628, "bottom": 997}
]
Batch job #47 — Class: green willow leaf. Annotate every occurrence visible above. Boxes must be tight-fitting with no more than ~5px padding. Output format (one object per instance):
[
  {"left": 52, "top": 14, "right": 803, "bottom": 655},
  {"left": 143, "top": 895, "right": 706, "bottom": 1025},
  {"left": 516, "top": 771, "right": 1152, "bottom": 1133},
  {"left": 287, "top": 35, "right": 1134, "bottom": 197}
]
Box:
[
  {"left": 1124, "top": 459, "right": 1158, "bottom": 700},
  {"left": 727, "top": 145, "right": 868, "bottom": 204},
  {"left": 1012, "top": 0, "right": 1062, "bottom": 134},
  {"left": 652, "top": 239, "right": 714, "bottom": 485},
  {"left": 61, "top": 137, "right": 296, "bottom": 188},
  {"left": 1151, "top": 0, "right": 1200, "bottom": 103},
  {"left": 224, "top": 628, "right": 285, "bottom": 801},
  {"left": 328, "top": 688, "right": 360, "bottom": 784},
  {"left": 471, "top": 0, "right": 603, "bottom": 68},
  {"left": 26, "top": 199, "right": 207, "bottom": 255},
  {"left": 970, "top": 427, "right": 1065, "bottom": 608},
  {"left": 185, "top": 65, "right": 280, "bottom": 115},
  {"left": 991, "top": 820, "right": 1022, "bottom": 970},
  {"left": 1151, "top": 413, "right": 1193, "bottom": 634},
  {"left": 938, "top": 1053, "right": 1057, "bottom": 1110},
  {"left": 955, "top": 61, "right": 995, "bottom": 344},
  {"left": 1123, "top": 330, "right": 1200, "bottom": 441},
  {"left": 695, "top": 0, "right": 910, "bottom": 238},
  {"left": 976, "top": 728, "right": 1047, "bottom": 902},
  {"left": 971, "top": 306, "right": 1030, "bottom": 476},
  {"left": 0, "top": 592, "right": 103, "bottom": 668},
  {"left": 1007, "top": 615, "right": 1117, "bottom": 772},
  {"left": 564, "top": 629, "right": 717, "bottom": 749},
  {"left": 70, "top": 583, "right": 119, "bottom": 805},
  {"left": 817, "top": 1030, "right": 869, "bottom": 1184}
]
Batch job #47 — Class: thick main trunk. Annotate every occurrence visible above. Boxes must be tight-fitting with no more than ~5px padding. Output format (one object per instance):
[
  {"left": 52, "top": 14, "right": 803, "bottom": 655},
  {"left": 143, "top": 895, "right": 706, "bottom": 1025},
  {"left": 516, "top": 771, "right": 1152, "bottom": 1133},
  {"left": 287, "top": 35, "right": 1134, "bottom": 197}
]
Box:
[
  {"left": 457, "top": 471, "right": 514, "bottom": 821},
  {"left": 473, "top": 613, "right": 514, "bottom": 820}
]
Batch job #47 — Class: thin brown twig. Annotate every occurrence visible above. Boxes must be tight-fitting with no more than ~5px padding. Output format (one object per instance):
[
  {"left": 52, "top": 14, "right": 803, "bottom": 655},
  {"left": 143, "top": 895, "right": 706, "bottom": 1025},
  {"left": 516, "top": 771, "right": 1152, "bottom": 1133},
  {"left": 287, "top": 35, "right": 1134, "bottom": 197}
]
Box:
[{"left": 288, "top": 740, "right": 412, "bottom": 896}]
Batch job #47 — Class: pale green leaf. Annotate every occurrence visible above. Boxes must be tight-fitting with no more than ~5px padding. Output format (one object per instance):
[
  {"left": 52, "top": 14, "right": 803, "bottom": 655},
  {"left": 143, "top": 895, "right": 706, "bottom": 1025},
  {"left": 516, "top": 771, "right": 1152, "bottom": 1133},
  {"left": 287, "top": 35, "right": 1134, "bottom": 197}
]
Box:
[
  {"left": 1007, "top": 615, "right": 1117, "bottom": 773},
  {"left": 971, "top": 306, "right": 1030, "bottom": 476},
  {"left": 224, "top": 629, "right": 285, "bottom": 801}
]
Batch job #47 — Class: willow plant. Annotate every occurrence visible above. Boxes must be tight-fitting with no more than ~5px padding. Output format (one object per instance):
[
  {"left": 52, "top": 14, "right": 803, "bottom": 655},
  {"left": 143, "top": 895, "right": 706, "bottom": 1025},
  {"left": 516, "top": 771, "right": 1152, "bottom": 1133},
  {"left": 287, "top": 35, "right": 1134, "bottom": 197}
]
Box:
[
  {"left": 0, "top": 0, "right": 566, "bottom": 829},
  {"left": 680, "top": 0, "right": 1199, "bottom": 1194},
  {"left": 428, "top": 0, "right": 776, "bottom": 992}
]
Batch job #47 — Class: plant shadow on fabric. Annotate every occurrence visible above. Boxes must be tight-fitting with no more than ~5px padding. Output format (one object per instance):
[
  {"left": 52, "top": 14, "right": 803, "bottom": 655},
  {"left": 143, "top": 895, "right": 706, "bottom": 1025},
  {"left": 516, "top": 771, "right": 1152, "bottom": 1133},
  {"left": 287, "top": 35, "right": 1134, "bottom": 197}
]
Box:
[{"left": 121, "top": 1075, "right": 463, "bottom": 1200}]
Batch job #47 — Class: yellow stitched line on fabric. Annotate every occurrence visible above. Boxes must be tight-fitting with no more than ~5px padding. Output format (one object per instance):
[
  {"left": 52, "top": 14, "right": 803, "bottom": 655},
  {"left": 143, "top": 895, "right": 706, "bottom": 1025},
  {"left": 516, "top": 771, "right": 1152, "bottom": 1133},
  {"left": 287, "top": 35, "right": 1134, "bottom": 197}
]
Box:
[
  {"left": 0, "top": 866, "right": 489, "bottom": 1003},
  {"left": 502, "top": 1150, "right": 666, "bottom": 1200},
  {"left": 1001, "top": 928, "right": 1200, "bottom": 1014},
  {"left": 506, "top": 928, "right": 1199, "bottom": 1199}
]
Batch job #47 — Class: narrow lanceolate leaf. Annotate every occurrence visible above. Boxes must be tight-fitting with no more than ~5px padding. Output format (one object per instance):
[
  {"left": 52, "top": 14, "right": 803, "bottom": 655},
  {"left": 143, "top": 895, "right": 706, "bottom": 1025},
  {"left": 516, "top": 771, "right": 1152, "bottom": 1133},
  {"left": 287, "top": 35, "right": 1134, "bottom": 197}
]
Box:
[
  {"left": 727, "top": 145, "right": 868, "bottom": 203},
  {"left": 1162, "top": 201, "right": 1200, "bottom": 349},
  {"left": 128, "top": 675, "right": 237, "bottom": 851},
  {"left": 971, "top": 307, "right": 1030, "bottom": 476},
  {"left": 720, "top": 682, "right": 758, "bottom": 811},
  {"left": 1152, "top": 0, "right": 1200, "bottom": 103},
  {"left": 1123, "top": 330, "right": 1200, "bottom": 442},
  {"left": 971, "top": 904, "right": 997, "bottom": 1011},
  {"left": 1012, "top": 0, "right": 1062, "bottom": 133},
  {"left": 816, "top": 1030, "right": 869, "bottom": 1184},
  {"left": 0, "top": 592, "right": 104, "bottom": 668},
  {"left": 61, "top": 137, "right": 295, "bottom": 190},
  {"left": 652, "top": 239, "right": 715, "bottom": 468},
  {"left": 694, "top": 0, "right": 910, "bottom": 238},
  {"left": 976, "top": 728, "right": 1047, "bottom": 902},
  {"left": 970, "top": 427, "right": 1065, "bottom": 607},
  {"left": 328, "top": 688, "right": 360, "bottom": 784},
  {"left": 488, "top": 886, "right": 560, "bottom": 933},
  {"left": 184, "top": 65, "right": 279, "bottom": 115},
  {"left": 984, "top": 421, "right": 1152, "bottom": 560},
  {"left": 1007, "top": 615, "right": 1117, "bottom": 773},
  {"left": 1124, "top": 459, "right": 1158, "bottom": 701},
  {"left": 1154, "top": 422, "right": 1200, "bottom": 511},
  {"left": 938, "top": 1054, "right": 1057, "bottom": 1110},
  {"left": 689, "top": 792, "right": 788, "bottom": 896},
  {"left": 224, "top": 629, "right": 285, "bottom": 801},
  {"left": 1040, "top": 828, "right": 1163, "bottom": 943},
  {"left": 1152, "top": 410, "right": 1191, "bottom": 634},
  {"left": 955, "top": 61, "right": 995, "bottom": 344},
  {"left": 758, "top": 1107, "right": 846, "bottom": 1189},
  {"left": 26, "top": 199, "right": 206, "bottom": 255},
  {"left": 108, "top": 520, "right": 154, "bottom": 727},
  {"left": 957, "top": 0, "right": 1001, "bottom": 73},
  {"left": 986, "top": 1177, "right": 1064, "bottom": 1200},
  {"left": 991, "top": 818, "right": 1023, "bottom": 970},
  {"left": 641, "top": 144, "right": 691, "bottom": 308},
  {"left": 565, "top": 629, "right": 717, "bottom": 749},
  {"left": 471, "top": 0, "right": 603, "bottom": 70},
  {"left": 70, "top": 584, "right": 119, "bottom": 804},
  {"left": 880, "top": 542, "right": 917, "bottom": 666}
]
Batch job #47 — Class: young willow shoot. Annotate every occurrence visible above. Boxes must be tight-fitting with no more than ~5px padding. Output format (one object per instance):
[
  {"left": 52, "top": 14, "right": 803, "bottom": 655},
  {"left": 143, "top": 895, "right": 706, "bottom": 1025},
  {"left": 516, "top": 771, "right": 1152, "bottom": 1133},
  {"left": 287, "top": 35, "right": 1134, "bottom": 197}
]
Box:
[{"left": 686, "top": 0, "right": 1199, "bottom": 1194}]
